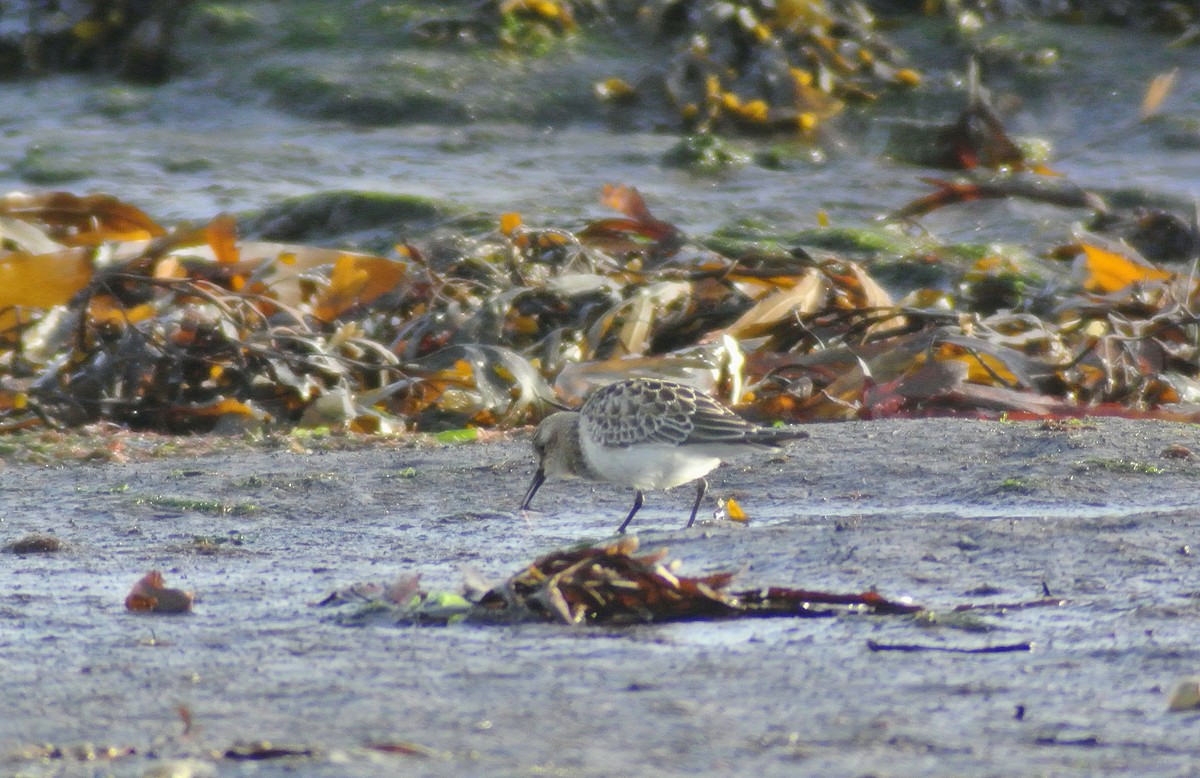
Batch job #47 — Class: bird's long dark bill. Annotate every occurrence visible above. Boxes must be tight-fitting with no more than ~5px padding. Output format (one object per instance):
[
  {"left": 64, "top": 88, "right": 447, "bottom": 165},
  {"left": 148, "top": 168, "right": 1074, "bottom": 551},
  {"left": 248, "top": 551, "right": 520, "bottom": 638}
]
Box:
[{"left": 521, "top": 468, "right": 546, "bottom": 510}]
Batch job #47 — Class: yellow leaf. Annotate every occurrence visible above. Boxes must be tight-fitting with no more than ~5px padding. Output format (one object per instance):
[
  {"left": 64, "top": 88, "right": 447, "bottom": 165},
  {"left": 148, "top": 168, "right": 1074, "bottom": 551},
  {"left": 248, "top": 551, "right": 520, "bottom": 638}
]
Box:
[
  {"left": 312, "top": 255, "right": 408, "bottom": 323},
  {"left": 734, "top": 99, "right": 769, "bottom": 123},
  {"left": 152, "top": 256, "right": 187, "bottom": 279},
  {"left": 1141, "top": 68, "right": 1178, "bottom": 120},
  {"left": 1080, "top": 242, "right": 1171, "bottom": 293},
  {"left": 0, "top": 247, "right": 92, "bottom": 309},
  {"left": 935, "top": 343, "right": 1018, "bottom": 386},
  {"left": 205, "top": 213, "right": 240, "bottom": 265},
  {"left": 190, "top": 397, "right": 260, "bottom": 418},
  {"left": 534, "top": 0, "right": 561, "bottom": 18},
  {"left": 88, "top": 297, "right": 156, "bottom": 327},
  {"left": 726, "top": 497, "right": 748, "bottom": 522},
  {"left": 705, "top": 74, "right": 722, "bottom": 99},
  {"left": 500, "top": 212, "right": 522, "bottom": 236},
  {"left": 448, "top": 359, "right": 475, "bottom": 381}
]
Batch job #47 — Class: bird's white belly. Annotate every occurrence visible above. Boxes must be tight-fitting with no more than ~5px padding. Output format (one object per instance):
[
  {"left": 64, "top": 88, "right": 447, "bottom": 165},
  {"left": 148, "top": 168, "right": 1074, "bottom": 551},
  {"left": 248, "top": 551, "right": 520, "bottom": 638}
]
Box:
[{"left": 581, "top": 440, "right": 723, "bottom": 491}]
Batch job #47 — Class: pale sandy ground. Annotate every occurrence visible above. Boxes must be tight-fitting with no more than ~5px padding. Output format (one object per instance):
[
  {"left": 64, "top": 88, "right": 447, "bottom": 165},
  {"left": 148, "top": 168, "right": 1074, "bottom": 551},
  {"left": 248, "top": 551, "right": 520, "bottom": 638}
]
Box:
[{"left": 3, "top": 417, "right": 1200, "bottom": 777}]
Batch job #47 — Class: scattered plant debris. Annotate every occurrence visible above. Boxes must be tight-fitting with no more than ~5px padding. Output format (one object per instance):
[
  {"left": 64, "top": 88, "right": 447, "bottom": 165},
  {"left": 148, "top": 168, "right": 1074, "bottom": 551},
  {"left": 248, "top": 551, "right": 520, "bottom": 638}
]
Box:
[
  {"left": 324, "top": 537, "right": 1065, "bottom": 628},
  {"left": 1162, "top": 443, "right": 1194, "bottom": 459},
  {"left": 125, "top": 570, "right": 194, "bottom": 614},
  {"left": 6, "top": 533, "right": 65, "bottom": 553}
]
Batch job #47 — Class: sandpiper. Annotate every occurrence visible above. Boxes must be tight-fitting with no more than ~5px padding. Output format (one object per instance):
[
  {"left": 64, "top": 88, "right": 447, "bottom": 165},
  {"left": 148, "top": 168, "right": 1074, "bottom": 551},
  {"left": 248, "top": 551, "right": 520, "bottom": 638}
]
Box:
[{"left": 521, "top": 378, "right": 808, "bottom": 533}]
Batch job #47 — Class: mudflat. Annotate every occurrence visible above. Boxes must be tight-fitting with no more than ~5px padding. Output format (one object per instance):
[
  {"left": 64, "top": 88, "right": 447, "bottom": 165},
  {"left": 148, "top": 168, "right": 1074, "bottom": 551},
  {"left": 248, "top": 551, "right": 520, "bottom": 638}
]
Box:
[{"left": 3, "top": 417, "right": 1200, "bottom": 776}]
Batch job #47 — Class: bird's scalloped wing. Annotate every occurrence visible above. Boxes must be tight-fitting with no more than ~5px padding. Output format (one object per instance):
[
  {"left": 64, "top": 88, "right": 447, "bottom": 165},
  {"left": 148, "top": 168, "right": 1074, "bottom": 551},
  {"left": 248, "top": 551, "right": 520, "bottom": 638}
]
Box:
[
  {"left": 581, "top": 379, "right": 765, "bottom": 448},
  {"left": 580, "top": 380, "right": 685, "bottom": 447}
]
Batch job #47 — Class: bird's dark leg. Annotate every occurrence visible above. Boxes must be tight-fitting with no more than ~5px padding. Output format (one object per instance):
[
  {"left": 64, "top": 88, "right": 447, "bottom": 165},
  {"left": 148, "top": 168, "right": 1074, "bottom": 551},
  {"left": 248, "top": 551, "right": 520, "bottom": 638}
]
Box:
[
  {"left": 685, "top": 478, "right": 708, "bottom": 529},
  {"left": 616, "top": 490, "right": 645, "bottom": 534}
]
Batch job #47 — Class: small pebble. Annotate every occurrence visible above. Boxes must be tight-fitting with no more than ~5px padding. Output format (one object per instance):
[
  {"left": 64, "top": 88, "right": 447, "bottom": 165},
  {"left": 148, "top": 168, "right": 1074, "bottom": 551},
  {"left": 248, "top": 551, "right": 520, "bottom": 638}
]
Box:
[{"left": 1167, "top": 678, "right": 1200, "bottom": 712}]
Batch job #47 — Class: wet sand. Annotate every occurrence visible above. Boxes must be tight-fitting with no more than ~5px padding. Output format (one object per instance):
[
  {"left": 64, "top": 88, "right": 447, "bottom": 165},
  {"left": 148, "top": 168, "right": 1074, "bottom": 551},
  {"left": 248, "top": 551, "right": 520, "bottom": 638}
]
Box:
[{"left": 3, "top": 417, "right": 1200, "bottom": 776}]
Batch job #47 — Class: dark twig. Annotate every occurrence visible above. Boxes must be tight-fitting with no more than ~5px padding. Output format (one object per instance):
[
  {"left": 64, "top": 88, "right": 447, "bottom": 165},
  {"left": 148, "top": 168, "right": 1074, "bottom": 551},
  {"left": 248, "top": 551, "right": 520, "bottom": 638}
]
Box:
[{"left": 866, "top": 640, "right": 1033, "bottom": 654}]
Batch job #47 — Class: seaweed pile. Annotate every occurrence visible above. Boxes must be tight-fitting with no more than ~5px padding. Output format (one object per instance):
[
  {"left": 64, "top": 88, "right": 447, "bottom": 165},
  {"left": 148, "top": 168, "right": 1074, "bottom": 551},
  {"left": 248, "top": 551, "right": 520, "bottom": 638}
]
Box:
[
  {"left": 0, "top": 173, "right": 1197, "bottom": 436},
  {"left": 321, "top": 535, "right": 1061, "bottom": 629}
]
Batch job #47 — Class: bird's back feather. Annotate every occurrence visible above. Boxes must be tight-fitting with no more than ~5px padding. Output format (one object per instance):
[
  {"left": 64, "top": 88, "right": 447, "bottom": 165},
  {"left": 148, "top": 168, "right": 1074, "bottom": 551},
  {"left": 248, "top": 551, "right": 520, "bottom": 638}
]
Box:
[{"left": 580, "top": 378, "right": 807, "bottom": 449}]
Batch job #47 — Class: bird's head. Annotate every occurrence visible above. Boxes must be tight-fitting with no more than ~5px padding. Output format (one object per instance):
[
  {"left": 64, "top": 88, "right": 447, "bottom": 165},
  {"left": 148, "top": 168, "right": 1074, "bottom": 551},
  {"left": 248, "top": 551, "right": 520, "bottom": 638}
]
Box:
[{"left": 521, "top": 411, "right": 581, "bottom": 511}]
